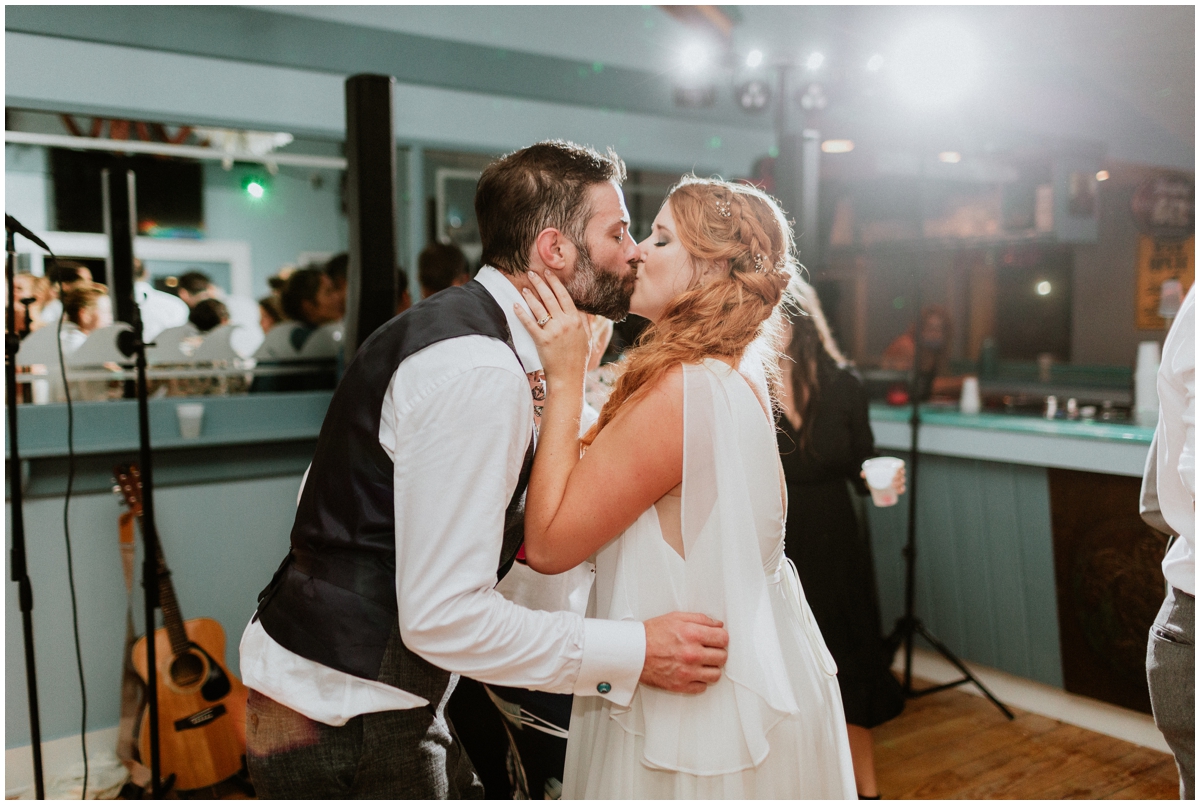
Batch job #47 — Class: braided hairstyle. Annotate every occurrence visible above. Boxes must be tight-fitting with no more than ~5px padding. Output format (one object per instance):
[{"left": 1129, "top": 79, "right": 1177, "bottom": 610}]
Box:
[{"left": 584, "top": 176, "right": 797, "bottom": 446}]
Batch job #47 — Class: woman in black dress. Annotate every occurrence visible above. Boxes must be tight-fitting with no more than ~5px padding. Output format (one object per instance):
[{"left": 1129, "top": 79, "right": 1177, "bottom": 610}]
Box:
[{"left": 777, "top": 281, "right": 905, "bottom": 799}]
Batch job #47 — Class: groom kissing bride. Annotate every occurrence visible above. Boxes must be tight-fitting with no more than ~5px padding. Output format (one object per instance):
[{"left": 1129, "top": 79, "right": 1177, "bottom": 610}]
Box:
[{"left": 239, "top": 140, "right": 734, "bottom": 798}]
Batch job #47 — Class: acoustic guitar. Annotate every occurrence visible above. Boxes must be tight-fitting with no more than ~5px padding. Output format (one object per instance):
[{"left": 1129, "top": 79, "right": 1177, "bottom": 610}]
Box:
[{"left": 114, "top": 464, "right": 248, "bottom": 792}]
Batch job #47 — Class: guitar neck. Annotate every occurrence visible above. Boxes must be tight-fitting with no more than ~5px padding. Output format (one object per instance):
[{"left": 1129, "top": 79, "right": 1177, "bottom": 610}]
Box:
[{"left": 153, "top": 544, "right": 191, "bottom": 658}]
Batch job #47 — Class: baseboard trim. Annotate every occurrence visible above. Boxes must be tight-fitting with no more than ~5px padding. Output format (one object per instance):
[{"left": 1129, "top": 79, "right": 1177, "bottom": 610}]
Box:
[
  {"left": 895, "top": 647, "right": 1170, "bottom": 754},
  {"left": 5, "top": 725, "right": 121, "bottom": 799}
]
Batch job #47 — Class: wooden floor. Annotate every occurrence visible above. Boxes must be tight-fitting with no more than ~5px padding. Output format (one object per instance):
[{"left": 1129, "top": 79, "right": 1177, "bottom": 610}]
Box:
[{"left": 875, "top": 679, "right": 1181, "bottom": 799}]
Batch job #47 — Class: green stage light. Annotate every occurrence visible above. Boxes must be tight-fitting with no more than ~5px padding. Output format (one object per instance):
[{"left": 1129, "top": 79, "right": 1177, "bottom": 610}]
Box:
[{"left": 242, "top": 175, "right": 267, "bottom": 200}]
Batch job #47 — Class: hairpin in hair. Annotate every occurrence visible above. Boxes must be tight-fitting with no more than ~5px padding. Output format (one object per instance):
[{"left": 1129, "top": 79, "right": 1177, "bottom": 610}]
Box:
[
  {"left": 754, "top": 253, "right": 767, "bottom": 272},
  {"left": 716, "top": 198, "right": 732, "bottom": 218}
]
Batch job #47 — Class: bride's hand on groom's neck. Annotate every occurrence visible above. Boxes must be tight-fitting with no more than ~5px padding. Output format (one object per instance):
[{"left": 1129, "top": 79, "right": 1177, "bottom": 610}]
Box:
[{"left": 514, "top": 271, "right": 590, "bottom": 386}]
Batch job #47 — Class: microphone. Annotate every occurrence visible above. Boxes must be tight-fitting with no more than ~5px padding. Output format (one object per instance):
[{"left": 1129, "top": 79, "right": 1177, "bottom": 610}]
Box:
[{"left": 5, "top": 215, "right": 52, "bottom": 254}]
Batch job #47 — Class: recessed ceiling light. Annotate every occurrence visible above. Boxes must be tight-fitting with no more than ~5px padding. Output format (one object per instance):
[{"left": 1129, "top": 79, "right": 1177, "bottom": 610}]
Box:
[
  {"left": 821, "top": 139, "right": 855, "bottom": 154},
  {"left": 938, "top": 151, "right": 962, "bottom": 163}
]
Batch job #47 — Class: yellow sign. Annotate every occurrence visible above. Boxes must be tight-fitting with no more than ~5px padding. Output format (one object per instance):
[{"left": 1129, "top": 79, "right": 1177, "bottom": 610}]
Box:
[{"left": 1136, "top": 235, "right": 1194, "bottom": 330}]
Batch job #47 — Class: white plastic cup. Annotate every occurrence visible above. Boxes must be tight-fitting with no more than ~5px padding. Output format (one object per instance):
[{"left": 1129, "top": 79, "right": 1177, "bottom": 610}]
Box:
[
  {"left": 862, "top": 456, "right": 905, "bottom": 507},
  {"left": 176, "top": 403, "right": 205, "bottom": 440},
  {"left": 960, "top": 376, "right": 981, "bottom": 415}
]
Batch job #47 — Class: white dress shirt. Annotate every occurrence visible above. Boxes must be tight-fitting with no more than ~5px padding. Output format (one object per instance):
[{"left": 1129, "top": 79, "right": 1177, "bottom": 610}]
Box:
[
  {"left": 1156, "top": 286, "right": 1195, "bottom": 595},
  {"left": 135, "top": 281, "right": 189, "bottom": 342},
  {"left": 240, "top": 266, "right": 645, "bottom": 725},
  {"left": 220, "top": 293, "right": 265, "bottom": 357}
]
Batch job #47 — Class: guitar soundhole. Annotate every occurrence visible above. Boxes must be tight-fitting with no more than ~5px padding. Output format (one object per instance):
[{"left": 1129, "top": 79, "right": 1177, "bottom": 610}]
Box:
[{"left": 170, "top": 651, "right": 206, "bottom": 688}]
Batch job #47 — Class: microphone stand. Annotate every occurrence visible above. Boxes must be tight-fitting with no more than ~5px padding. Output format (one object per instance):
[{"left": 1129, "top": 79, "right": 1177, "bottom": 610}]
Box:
[
  {"left": 105, "top": 168, "right": 164, "bottom": 797},
  {"left": 6, "top": 225, "right": 46, "bottom": 799},
  {"left": 885, "top": 249, "right": 1014, "bottom": 720}
]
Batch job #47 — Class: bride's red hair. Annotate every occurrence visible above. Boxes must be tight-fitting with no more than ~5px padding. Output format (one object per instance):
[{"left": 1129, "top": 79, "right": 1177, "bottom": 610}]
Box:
[{"left": 583, "top": 176, "right": 797, "bottom": 446}]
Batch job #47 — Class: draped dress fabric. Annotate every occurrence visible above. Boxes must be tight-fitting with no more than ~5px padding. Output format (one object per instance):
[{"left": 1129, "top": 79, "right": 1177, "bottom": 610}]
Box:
[
  {"left": 777, "top": 359, "right": 906, "bottom": 729},
  {"left": 562, "top": 359, "right": 856, "bottom": 799}
]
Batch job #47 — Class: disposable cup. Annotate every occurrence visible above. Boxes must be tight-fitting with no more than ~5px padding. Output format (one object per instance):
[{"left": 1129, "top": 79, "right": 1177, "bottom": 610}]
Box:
[
  {"left": 862, "top": 456, "right": 904, "bottom": 507},
  {"left": 176, "top": 403, "right": 205, "bottom": 440}
]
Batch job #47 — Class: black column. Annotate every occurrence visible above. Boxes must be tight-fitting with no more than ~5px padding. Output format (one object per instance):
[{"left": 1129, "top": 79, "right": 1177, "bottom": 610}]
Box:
[
  {"left": 772, "top": 66, "right": 821, "bottom": 269},
  {"left": 344, "top": 74, "right": 399, "bottom": 357},
  {"left": 103, "top": 166, "right": 138, "bottom": 326}
]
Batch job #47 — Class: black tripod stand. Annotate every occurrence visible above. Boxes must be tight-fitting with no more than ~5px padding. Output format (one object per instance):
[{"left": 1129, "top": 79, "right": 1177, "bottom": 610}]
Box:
[
  {"left": 6, "top": 218, "right": 46, "bottom": 799},
  {"left": 884, "top": 259, "right": 1014, "bottom": 721}
]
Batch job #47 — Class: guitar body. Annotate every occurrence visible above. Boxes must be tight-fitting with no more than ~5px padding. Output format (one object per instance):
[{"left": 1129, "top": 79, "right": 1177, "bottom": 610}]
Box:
[{"left": 131, "top": 617, "right": 247, "bottom": 791}]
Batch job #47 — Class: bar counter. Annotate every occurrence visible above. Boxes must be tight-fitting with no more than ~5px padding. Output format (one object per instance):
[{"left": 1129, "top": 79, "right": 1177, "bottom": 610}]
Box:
[{"left": 864, "top": 403, "right": 1159, "bottom": 711}]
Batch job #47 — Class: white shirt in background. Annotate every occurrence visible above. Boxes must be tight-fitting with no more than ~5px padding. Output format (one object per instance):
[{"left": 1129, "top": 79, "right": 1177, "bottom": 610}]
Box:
[
  {"left": 240, "top": 267, "right": 645, "bottom": 725},
  {"left": 220, "top": 293, "right": 265, "bottom": 357},
  {"left": 1155, "top": 286, "right": 1195, "bottom": 595},
  {"left": 135, "top": 281, "right": 189, "bottom": 342}
]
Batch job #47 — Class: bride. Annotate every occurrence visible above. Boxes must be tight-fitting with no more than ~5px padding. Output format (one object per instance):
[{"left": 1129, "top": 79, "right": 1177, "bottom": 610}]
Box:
[{"left": 513, "top": 176, "right": 856, "bottom": 799}]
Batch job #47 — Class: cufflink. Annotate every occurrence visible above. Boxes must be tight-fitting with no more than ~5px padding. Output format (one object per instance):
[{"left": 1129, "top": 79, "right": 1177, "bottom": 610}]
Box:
[{"left": 597, "top": 682, "right": 612, "bottom": 694}]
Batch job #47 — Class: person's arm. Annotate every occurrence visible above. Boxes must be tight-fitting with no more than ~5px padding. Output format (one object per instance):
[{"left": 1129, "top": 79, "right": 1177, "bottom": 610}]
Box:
[
  {"left": 513, "top": 273, "right": 729, "bottom": 693},
  {"left": 392, "top": 353, "right": 644, "bottom": 704},
  {"left": 845, "top": 371, "right": 875, "bottom": 496},
  {"left": 513, "top": 274, "right": 684, "bottom": 575}
]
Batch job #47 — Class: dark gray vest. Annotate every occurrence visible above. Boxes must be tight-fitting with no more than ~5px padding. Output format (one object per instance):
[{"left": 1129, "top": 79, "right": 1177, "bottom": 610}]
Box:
[{"left": 255, "top": 280, "right": 532, "bottom": 703}]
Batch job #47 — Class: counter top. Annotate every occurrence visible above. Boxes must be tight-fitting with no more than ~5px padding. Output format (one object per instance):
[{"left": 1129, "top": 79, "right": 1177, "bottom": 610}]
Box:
[
  {"left": 8, "top": 392, "right": 1153, "bottom": 478},
  {"left": 869, "top": 404, "right": 1153, "bottom": 477},
  {"left": 869, "top": 404, "right": 1154, "bottom": 443},
  {"left": 7, "top": 391, "right": 333, "bottom": 458}
]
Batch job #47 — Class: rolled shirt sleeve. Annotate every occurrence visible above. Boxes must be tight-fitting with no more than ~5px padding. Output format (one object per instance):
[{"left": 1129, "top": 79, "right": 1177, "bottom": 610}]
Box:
[{"left": 390, "top": 342, "right": 643, "bottom": 701}]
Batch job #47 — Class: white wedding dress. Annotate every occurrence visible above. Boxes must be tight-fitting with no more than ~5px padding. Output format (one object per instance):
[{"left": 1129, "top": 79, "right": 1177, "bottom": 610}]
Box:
[{"left": 562, "top": 359, "right": 857, "bottom": 799}]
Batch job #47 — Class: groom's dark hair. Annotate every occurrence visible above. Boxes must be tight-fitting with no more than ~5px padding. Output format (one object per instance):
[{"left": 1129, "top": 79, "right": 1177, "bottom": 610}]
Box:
[{"left": 476, "top": 140, "right": 626, "bottom": 275}]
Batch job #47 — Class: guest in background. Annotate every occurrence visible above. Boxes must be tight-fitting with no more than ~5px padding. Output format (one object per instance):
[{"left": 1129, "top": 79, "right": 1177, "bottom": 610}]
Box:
[
  {"left": 880, "top": 304, "right": 962, "bottom": 400},
  {"left": 175, "top": 269, "right": 263, "bottom": 355},
  {"left": 189, "top": 298, "right": 230, "bottom": 333},
  {"left": 60, "top": 283, "right": 112, "bottom": 352},
  {"left": 176, "top": 270, "right": 216, "bottom": 308},
  {"left": 396, "top": 266, "right": 413, "bottom": 315},
  {"left": 133, "top": 259, "right": 190, "bottom": 342},
  {"left": 1143, "top": 285, "right": 1195, "bottom": 800},
  {"left": 777, "top": 279, "right": 906, "bottom": 800},
  {"left": 39, "top": 261, "right": 93, "bottom": 325},
  {"left": 279, "top": 266, "right": 342, "bottom": 350},
  {"left": 258, "top": 295, "right": 284, "bottom": 333},
  {"left": 418, "top": 241, "right": 470, "bottom": 299},
  {"left": 324, "top": 252, "right": 348, "bottom": 318},
  {"left": 12, "top": 273, "right": 51, "bottom": 334}
]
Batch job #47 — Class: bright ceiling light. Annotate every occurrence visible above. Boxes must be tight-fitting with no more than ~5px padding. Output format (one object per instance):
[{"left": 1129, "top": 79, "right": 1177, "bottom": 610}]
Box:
[
  {"left": 1036, "top": 281, "right": 1052, "bottom": 296},
  {"left": 746, "top": 49, "right": 764, "bottom": 69},
  {"left": 821, "top": 139, "right": 855, "bottom": 153},
  {"left": 1096, "top": 170, "right": 1110, "bottom": 181},
  {"left": 889, "top": 21, "right": 980, "bottom": 106},
  {"left": 680, "top": 43, "right": 709, "bottom": 75},
  {"left": 805, "top": 52, "right": 825, "bottom": 71},
  {"left": 866, "top": 54, "right": 884, "bottom": 72},
  {"left": 938, "top": 151, "right": 962, "bottom": 163}
]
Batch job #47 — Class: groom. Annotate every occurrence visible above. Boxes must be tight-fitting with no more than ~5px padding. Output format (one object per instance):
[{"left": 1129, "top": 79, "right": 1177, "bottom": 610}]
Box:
[{"left": 240, "top": 140, "right": 730, "bottom": 798}]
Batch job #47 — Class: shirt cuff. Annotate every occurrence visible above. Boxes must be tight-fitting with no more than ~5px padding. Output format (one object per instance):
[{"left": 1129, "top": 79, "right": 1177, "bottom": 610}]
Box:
[{"left": 575, "top": 618, "right": 645, "bottom": 707}]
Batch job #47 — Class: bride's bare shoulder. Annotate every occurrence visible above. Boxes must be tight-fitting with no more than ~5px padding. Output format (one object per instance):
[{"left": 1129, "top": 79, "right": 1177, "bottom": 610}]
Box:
[{"left": 598, "top": 364, "right": 684, "bottom": 441}]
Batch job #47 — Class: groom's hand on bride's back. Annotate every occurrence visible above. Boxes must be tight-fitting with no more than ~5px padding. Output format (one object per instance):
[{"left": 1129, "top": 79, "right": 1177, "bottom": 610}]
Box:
[{"left": 640, "top": 612, "right": 729, "bottom": 694}]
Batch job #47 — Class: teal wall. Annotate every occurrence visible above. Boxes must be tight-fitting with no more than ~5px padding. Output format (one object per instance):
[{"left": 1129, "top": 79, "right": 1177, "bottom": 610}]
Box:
[
  {"left": 866, "top": 452, "right": 1064, "bottom": 687},
  {"left": 5, "top": 474, "right": 302, "bottom": 749}
]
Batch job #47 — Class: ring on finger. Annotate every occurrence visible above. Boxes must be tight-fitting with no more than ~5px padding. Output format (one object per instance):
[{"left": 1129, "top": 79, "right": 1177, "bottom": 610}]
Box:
[{"left": 536, "top": 314, "right": 552, "bottom": 327}]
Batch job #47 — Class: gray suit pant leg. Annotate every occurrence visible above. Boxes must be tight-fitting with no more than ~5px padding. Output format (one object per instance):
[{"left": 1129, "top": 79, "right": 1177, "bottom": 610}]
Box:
[
  {"left": 1148, "top": 587, "right": 1195, "bottom": 799},
  {"left": 246, "top": 688, "right": 484, "bottom": 799}
]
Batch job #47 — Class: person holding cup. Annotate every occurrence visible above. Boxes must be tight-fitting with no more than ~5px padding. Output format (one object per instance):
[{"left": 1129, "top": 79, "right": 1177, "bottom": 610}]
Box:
[{"left": 777, "top": 279, "right": 907, "bottom": 800}]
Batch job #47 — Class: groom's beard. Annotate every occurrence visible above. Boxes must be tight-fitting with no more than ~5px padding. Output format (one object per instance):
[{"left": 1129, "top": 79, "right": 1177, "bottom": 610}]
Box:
[{"left": 566, "top": 242, "right": 636, "bottom": 321}]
